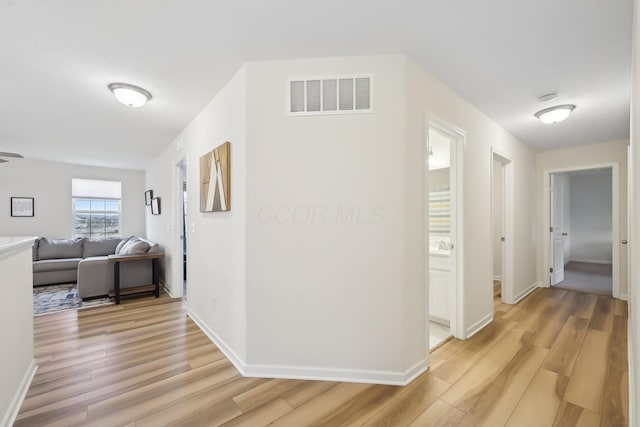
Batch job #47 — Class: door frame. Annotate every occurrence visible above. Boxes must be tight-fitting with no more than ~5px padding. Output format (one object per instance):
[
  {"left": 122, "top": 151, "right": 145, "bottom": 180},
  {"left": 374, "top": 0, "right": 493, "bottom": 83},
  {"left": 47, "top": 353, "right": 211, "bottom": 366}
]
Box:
[
  {"left": 491, "top": 148, "right": 515, "bottom": 303},
  {"left": 426, "top": 116, "right": 466, "bottom": 340},
  {"left": 542, "top": 162, "right": 621, "bottom": 298},
  {"left": 173, "top": 157, "right": 187, "bottom": 299}
]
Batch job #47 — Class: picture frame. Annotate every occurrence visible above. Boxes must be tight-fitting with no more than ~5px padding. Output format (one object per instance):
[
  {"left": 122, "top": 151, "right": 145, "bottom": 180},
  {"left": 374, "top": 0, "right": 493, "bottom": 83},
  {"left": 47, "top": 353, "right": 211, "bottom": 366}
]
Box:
[
  {"left": 11, "top": 197, "right": 34, "bottom": 217},
  {"left": 151, "top": 197, "right": 161, "bottom": 215},
  {"left": 145, "top": 190, "right": 153, "bottom": 206}
]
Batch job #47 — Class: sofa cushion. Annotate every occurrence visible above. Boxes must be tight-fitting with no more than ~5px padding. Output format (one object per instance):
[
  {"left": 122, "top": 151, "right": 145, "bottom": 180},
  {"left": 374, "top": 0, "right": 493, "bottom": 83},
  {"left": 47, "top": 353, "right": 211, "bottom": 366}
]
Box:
[
  {"left": 33, "top": 258, "right": 82, "bottom": 273},
  {"left": 118, "top": 237, "right": 150, "bottom": 255},
  {"left": 83, "top": 237, "right": 122, "bottom": 258},
  {"left": 38, "top": 238, "right": 84, "bottom": 260}
]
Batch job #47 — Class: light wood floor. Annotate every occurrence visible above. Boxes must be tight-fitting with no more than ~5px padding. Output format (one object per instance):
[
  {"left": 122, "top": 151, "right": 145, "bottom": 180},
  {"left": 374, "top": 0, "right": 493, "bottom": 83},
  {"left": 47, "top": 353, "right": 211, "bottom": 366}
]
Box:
[{"left": 16, "top": 287, "right": 628, "bottom": 426}]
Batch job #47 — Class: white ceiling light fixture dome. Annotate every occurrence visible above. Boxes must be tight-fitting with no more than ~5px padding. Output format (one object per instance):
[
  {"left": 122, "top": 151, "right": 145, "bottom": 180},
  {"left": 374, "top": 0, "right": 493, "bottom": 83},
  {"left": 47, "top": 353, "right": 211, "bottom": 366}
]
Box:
[
  {"left": 534, "top": 104, "right": 576, "bottom": 124},
  {"left": 108, "top": 83, "right": 152, "bottom": 107}
]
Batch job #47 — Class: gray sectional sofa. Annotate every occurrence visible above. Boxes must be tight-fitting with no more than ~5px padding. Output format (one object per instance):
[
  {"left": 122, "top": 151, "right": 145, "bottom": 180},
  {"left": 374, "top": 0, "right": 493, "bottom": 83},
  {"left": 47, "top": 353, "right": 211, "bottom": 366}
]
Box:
[{"left": 32, "top": 236, "right": 160, "bottom": 298}]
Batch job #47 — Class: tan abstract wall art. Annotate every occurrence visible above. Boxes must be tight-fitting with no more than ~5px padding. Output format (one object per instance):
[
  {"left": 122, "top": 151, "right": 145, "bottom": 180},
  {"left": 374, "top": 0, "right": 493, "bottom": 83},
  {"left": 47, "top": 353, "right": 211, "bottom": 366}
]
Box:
[{"left": 200, "top": 141, "right": 231, "bottom": 212}]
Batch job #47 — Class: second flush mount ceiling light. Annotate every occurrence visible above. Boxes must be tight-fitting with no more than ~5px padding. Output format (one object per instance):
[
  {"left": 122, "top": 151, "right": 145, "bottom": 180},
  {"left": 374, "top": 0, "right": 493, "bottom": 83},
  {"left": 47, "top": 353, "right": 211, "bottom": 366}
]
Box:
[{"left": 108, "top": 83, "right": 152, "bottom": 107}]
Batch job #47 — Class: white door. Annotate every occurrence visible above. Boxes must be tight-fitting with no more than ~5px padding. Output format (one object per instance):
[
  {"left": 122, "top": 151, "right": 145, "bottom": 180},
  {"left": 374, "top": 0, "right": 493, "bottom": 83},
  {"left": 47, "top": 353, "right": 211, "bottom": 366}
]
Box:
[{"left": 550, "top": 174, "right": 565, "bottom": 285}]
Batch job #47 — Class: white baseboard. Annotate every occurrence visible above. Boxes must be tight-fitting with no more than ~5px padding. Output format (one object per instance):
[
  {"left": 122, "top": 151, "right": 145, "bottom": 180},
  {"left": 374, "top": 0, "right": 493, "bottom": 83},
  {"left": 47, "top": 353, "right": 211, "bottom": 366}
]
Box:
[
  {"left": 244, "top": 358, "right": 428, "bottom": 386},
  {"left": 161, "top": 279, "right": 179, "bottom": 299},
  {"left": 493, "top": 275, "right": 502, "bottom": 281},
  {"left": 617, "top": 293, "right": 628, "bottom": 301},
  {"left": 567, "top": 258, "right": 612, "bottom": 265},
  {"left": 466, "top": 312, "right": 493, "bottom": 339},
  {"left": 186, "top": 308, "right": 247, "bottom": 375},
  {"left": 429, "top": 315, "right": 450, "bottom": 327},
  {"left": 187, "top": 308, "right": 428, "bottom": 386},
  {"left": 1, "top": 359, "right": 37, "bottom": 427},
  {"left": 512, "top": 282, "right": 539, "bottom": 304}
]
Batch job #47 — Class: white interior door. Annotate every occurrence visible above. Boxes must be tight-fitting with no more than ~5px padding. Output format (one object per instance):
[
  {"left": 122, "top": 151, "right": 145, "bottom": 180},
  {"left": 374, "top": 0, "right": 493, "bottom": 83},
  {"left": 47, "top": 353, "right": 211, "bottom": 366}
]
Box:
[{"left": 550, "top": 174, "right": 565, "bottom": 285}]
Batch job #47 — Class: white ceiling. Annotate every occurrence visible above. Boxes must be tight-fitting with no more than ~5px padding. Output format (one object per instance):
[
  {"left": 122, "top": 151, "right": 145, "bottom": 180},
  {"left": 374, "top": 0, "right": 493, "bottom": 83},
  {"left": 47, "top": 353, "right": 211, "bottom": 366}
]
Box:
[{"left": 0, "top": 0, "right": 632, "bottom": 170}]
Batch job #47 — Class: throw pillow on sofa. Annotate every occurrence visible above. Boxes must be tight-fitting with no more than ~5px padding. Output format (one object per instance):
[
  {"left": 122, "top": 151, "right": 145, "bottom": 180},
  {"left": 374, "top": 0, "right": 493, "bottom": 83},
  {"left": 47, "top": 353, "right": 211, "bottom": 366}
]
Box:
[
  {"left": 37, "top": 237, "right": 84, "bottom": 260},
  {"left": 117, "top": 237, "right": 150, "bottom": 255},
  {"left": 115, "top": 236, "right": 132, "bottom": 254}
]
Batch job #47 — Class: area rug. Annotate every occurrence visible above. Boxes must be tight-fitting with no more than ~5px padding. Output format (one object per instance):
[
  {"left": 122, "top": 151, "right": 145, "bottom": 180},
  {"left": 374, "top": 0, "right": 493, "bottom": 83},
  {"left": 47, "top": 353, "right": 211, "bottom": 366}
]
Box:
[{"left": 33, "top": 283, "right": 113, "bottom": 316}]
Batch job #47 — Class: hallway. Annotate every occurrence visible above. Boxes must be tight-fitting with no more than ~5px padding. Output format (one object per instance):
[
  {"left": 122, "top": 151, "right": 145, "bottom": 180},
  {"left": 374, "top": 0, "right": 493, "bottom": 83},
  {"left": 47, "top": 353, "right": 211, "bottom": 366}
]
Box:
[{"left": 16, "top": 287, "right": 627, "bottom": 426}]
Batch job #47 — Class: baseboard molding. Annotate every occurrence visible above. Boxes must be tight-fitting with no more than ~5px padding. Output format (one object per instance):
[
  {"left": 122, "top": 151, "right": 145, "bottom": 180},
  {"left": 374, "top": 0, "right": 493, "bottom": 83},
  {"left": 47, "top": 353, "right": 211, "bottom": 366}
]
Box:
[
  {"left": 186, "top": 308, "right": 247, "bottom": 376},
  {"left": 1, "top": 359, "right": 37, "bottom": 427},
  {"left": 244, "top": 358, "right": 429, "bottom": 386},
  {"left": 161, "top": 279, "right": 179, "bottom": 299},
  {"left": 617, "top": 293, "right": 628, "bottom": 301},
  {"left": 187, "top": 308, "right": 428, "bottom": 386},
  {"left": 512, "top": 282, "right": 539, "bottom": 304},
  {"left": 493, "top": 275, "right": 502, "bottom": 281},
  {"left": 466, "top": 312, "right": 493, "bottom": 339},
  {"left": 429, "top": 315, "right": 450, "bottom": 327},
  {"left": 567, "top": 258, "right": 612, "bottom": 265}
]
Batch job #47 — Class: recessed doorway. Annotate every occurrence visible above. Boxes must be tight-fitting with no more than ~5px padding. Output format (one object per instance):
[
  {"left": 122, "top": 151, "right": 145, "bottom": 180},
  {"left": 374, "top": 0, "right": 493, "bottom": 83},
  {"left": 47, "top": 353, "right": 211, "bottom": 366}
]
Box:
[{"left": 426, "top": 118, "right": 465, "bottom": 349}]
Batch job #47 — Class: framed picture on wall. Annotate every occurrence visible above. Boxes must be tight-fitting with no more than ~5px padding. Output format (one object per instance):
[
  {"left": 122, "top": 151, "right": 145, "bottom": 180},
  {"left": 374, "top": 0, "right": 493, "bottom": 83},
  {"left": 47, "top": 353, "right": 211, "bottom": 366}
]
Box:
[
  {"left": 145, "top": 190, "right": 153, "bottom": 205},
  {"left": 151, "top": 197, "right": 161, "bottom": 215},
  {"left": 11, "top": 197, "right": 34, "bottom": 217}
]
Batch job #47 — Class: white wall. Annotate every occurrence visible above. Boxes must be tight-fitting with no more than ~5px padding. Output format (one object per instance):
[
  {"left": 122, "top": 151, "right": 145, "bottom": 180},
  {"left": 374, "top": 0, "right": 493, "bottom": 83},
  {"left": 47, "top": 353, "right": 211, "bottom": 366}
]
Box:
[
  {"left": 628, "top": 1, "right": 639, "bottom": 423},
  {"left": 536, "top": 140, "right": 628, "bottom": 294},
  {"left": 245, "top": 56, "right": 417, "bottom": 379},
  {"left": 0, "top": 242, "right": 36, "bottom": 426},
  {"left": 493, "top": 159, "right": 503, "bottom": 279},
  {"left": 0, "top": 159, "right": 146, "bottom": 239},
  {"left": 406, "top": 57, "right": 538, "bottom": 334},
  {"left": 145, "top": 53, "right": 538, "bottom": 384},
  {"left": 145, "top": 65, "right": 248, "bottom": 362},
  {"left": 569, "top": 172, "right": 613, "bottom": 263}
]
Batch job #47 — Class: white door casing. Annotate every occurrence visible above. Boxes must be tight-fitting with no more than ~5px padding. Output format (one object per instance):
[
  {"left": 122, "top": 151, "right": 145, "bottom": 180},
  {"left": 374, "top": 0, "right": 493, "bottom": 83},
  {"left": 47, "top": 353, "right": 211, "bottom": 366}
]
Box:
[
  {"left": 542, "top": 163, "right": 621, "bottom": 298},
  {"left": 550, "top": 173, "right": 565, "bottom": 285},
  {"left": 426, "top": 116, "right": 465, "bottom": 341}
]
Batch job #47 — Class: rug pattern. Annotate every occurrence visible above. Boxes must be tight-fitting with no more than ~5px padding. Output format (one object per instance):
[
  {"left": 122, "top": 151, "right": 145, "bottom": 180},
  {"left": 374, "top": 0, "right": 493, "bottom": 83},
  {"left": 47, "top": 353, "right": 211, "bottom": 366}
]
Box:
[{"left": 33, "top": 283, "right": 113, "bottom": 316}]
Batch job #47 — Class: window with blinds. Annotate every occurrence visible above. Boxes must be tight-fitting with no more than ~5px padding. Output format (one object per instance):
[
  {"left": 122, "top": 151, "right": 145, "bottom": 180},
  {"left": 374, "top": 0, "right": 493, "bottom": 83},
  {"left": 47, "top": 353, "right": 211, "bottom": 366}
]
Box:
[{"left": 288, "top": 75, "right": 372, "bottom": 116}]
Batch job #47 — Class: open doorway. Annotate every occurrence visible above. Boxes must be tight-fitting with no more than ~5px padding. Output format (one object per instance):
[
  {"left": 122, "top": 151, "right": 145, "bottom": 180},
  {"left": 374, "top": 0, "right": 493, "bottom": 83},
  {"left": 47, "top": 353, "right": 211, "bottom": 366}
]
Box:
[
  {"left": 491, "top": 150, "right": 514, "bottom": 306},
  {"left": 426, "top": 119, "right": 465, "bottom": 349},
  {"left": 543, "top": 163, "right": 622, "bottom": 298},
  {"left": 549, "top": 168, "right": 614, "bottom": 296},
  {"left": 179, "top": 161, "right": 188, "bottom": 300}
]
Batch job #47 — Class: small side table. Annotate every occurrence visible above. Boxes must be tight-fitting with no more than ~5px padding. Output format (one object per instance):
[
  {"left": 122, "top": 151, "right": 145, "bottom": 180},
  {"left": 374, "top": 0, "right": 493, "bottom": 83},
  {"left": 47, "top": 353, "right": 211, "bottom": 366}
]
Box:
[{"left": 108, "top": 252, "right": 165, "bottom": 304}]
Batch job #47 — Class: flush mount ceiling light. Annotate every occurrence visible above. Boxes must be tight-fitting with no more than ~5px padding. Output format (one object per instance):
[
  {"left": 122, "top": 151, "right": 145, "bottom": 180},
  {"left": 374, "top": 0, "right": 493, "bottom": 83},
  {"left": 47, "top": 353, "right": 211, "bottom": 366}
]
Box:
[
  {"left": 0, "top": 152, "right": 23, "bottom": 164},
  {"left": 534, "top": 104, "right": 576, "bottom": 124},
  {"left": 108, "top": 83, "right": 152, "bottom": 107}
]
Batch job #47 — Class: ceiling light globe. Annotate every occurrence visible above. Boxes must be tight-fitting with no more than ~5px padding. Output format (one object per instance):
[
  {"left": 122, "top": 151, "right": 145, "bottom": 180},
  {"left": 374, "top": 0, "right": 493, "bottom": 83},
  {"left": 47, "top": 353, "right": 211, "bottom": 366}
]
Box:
[
  {"left": 535, "top": 104, "right": 575, "bottom": 124},
  {"left": 108, "top": 83, "right": 152, "bottom": 108}
]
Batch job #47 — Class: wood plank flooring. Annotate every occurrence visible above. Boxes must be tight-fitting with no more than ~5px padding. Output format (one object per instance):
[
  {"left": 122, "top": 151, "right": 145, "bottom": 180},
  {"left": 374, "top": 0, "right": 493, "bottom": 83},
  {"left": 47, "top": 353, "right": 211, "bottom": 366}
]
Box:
[{"left": 15, "top": 287, "right": 628, "bottom": 426}]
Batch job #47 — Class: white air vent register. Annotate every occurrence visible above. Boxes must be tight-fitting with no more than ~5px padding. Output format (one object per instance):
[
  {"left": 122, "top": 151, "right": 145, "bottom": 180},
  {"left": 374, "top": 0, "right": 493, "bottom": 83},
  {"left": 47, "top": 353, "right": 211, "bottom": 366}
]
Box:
[{"left": 289, "top": 75, "right": 372, "bottom": 116}]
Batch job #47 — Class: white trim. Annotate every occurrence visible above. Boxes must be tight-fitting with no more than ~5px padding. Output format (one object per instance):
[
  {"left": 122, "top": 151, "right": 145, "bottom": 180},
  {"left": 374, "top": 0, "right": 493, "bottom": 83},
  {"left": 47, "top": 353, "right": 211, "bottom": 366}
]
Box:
[
  {"left": 1, "top": 359, "right": 37, "bottom": 427},
  {"left": 187, "top": 308, "right": 247, "bottom": 375},
  {"left": 542, "top": 163, "right": 621, "bottom": 298},
  {"left": 493, "top": 275, "right": 502, "bottom": 281},
  {"left": 466, "top": 313, "right": 494, "bottom": 338},
  {"left": 244, "top": 358, "right": 428, "bottom": 386},
  {"left": 491, "top": 148, "right": 514, "bottom": 306},
  {"left": 426, "top": 115, "right": 466, "bottom": 340},
  {"left": 512, "top": 282, "right": 540, "bottom": 304},
  {"left": 188, "top": 308, "right": 427, "bottom": 386},
  {"left": 161, "top": 279, "right": 179, "bottom": 299},
  {"left": 429, "top": 315, "right": 450, "bottom": 326},
  {"left": 171, "top": 157, "right": 187, "bottom": 300},
  {"left": 618, "top": 293, "right": 628, "bottom": 301}
]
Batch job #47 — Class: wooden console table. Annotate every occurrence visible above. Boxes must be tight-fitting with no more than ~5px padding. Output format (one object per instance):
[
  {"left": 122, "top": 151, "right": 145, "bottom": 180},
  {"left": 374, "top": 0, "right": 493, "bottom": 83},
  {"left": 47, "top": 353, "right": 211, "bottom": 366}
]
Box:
[{"left": 108, "top": 252, "right": 165, "bottom": 304}]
